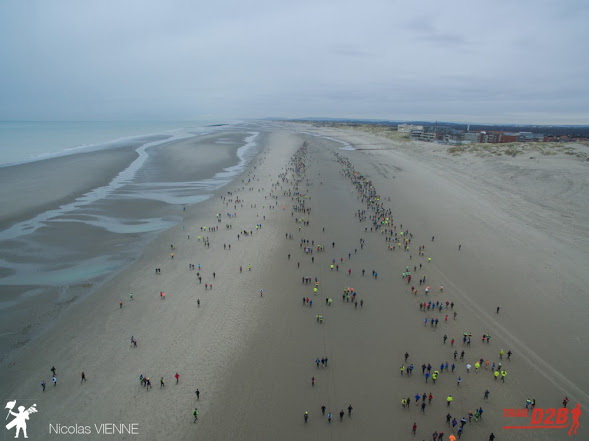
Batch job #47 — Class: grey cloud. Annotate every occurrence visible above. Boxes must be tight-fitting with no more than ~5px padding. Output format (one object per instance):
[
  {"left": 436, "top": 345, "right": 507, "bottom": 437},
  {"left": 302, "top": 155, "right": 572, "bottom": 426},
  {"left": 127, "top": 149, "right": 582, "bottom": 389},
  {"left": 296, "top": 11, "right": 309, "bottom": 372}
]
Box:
[
  {"left": 402, "top": 13, "right": 471, "bottom": 46},
  {"left": 416, "top": 33, "right": 470, "bottom": 46},
  {"left": 330, "top": 45, "right": 373, "bottom": 57},
  {"left": 0, "top": 0, "right": 587, "bottom": 124}
]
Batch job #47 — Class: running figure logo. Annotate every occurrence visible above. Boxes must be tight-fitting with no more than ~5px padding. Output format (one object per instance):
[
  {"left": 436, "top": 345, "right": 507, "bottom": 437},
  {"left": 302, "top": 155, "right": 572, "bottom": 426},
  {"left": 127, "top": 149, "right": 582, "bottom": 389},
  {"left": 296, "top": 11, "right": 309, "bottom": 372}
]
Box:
[
  {"left": 503, "top": 403, "right": 582, "bottom": 436},
  {"left": 5, "top": 401, "right": 37, "bottom": 439}
]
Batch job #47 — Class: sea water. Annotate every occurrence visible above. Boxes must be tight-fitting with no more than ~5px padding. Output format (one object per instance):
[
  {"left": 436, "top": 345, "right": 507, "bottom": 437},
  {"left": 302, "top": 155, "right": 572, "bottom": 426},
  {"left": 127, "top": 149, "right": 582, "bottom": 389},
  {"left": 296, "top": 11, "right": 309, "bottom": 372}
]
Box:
[{"left": 0, "top": 121, "right": 206, "bottom": 166}]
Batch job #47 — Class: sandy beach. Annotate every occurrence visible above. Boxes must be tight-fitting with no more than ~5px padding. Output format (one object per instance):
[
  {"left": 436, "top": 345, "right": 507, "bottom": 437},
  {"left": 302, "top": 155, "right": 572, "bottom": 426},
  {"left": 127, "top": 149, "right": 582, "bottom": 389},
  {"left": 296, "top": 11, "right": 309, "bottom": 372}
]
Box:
[
  {"left": 0, "top": 130, "right": 253, "bottom": 362},
  {"left": 0, "top": 146, "right": 141, "bottom": 230},
  {"left": 1, "top": 122, "right": 587, "bottom": 441}
]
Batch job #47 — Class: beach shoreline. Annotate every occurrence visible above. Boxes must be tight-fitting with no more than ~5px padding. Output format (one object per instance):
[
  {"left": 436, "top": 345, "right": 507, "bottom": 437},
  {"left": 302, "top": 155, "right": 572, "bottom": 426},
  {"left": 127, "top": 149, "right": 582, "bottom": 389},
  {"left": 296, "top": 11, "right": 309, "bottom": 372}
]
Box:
[
  {"left": 1, "top": 122, "right": 586, "bottom": 440},
  {"left": 0, "top": 145, "right": 142, "bottom": 231},
  {"left": 0, "top": 129, "right": 261, "bottom": 363}
]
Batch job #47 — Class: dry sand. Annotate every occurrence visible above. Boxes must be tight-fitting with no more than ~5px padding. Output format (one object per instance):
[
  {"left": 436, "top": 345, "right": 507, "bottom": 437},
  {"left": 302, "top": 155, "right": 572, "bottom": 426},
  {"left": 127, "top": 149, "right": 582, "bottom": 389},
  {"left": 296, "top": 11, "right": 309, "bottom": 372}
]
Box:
[{"left": 1, "top": 123, "right": 587, "bottom": 441}]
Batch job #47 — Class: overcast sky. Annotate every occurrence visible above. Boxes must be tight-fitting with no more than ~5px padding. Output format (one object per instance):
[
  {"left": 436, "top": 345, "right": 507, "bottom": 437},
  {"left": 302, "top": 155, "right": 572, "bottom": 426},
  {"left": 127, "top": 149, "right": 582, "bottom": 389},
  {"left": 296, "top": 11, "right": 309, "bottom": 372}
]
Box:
[{"left": 1, "top": 0, "right": 588, "bottom": 124}]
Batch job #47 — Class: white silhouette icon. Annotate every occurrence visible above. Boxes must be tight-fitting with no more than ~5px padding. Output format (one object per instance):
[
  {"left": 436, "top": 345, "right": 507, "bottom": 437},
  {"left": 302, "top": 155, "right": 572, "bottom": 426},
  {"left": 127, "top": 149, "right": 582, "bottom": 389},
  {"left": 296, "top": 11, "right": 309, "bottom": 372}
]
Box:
[{"left": 5, "top": 401, "right": 37, "bottom": 439}]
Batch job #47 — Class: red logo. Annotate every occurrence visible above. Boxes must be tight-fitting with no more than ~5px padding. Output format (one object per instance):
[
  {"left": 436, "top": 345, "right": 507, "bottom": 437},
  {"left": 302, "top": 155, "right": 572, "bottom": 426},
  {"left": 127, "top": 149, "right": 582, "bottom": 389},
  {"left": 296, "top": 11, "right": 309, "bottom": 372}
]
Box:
[{"left": 503, "top": 404, "right": 581, "bottom": 436}]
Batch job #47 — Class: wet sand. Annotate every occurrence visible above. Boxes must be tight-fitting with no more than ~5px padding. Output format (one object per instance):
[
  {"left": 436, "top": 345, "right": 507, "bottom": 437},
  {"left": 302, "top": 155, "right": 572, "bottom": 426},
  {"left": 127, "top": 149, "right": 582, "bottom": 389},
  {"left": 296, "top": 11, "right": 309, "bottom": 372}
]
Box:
[
  {"left": 0, "top": 146, "right": 141, "bottom": 230},
  {"left": 0, "top": 132, "right": 249, "bottom": 361},
  {"left": 1, "top": 123, "right": 587, "bottom": 440}
]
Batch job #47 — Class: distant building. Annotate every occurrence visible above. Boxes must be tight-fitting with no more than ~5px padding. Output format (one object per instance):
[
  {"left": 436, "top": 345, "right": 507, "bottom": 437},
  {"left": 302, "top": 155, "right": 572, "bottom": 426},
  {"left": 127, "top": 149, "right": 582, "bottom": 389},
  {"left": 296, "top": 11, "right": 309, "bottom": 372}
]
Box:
[
  {"left": 517, "top": 132, "right": 544, "bottom": 142},
  {"left": 485, "top": 131, "right": 503, "bottom": 143},
  {"left": 398, "top": 124, "right": 424, "bottom": 133},
  {"left": 501, "top": 132, "right": 518, "bottom": 143},
  {"left": 410, "top": 129, "right": 434, "bottom": 142},
  {"left": 409, "top": 126, "right": 547, "bottom": 145},
  {"left": 464, "top": 132, "right": 481, "bottom": 143},
  {"left": 544, "top": 135, "right": 575, "bottom": 142},
  {"left": 445, "top": 129, "right": 465, "bottom": 143}
]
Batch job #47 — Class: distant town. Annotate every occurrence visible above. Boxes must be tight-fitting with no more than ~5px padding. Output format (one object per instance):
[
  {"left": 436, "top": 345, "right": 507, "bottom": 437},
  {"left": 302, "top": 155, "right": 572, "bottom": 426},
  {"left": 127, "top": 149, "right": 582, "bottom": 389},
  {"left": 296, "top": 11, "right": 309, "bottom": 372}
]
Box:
[
  {"left": 399, "top": 124, "right": 588, "bottom": 145},
  {"left": 288, "top": 118, "right": 589, "bottom": 145}
]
